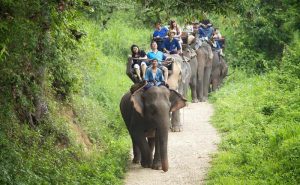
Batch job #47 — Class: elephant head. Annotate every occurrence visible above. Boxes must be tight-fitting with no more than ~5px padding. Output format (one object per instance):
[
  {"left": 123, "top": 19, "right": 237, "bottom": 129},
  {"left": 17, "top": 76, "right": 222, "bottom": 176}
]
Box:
[
  {"left": 131, "top": 86, "right": 186, "bottom": 117},
  {"left": 130, "top": 86, "right": 186, "bottom": 172}
]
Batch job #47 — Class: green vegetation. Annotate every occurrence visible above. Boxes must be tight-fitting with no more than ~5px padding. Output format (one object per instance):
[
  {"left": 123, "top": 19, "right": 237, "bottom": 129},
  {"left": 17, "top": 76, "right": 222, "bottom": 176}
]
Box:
[
  {"left": 207, "top": 69, "right": 299, "bottom": 184},
  {"left": 206, "top": 11, "right": 300, "bottom": 185},
  {"left": 0, "top": 0, "right": 151, "bottom": 184}
]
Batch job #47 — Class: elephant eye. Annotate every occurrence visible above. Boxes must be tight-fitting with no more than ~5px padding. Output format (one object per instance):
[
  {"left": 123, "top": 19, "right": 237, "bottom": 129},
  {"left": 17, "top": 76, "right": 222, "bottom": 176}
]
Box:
[{"left": 150, "top": 107, "right": 156, "bottom": 114}]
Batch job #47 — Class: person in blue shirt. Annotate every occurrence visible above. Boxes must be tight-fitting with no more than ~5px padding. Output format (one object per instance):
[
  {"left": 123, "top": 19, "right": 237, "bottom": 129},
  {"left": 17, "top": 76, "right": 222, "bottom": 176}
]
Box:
[
  {"left": 163, "top": 30, "right": 182, "bottom": 54},
  {"left": 152, "top": 22, "right": 169, "bottom": 52},
  {"left": 147, "top": 41, "right": 170, "bottom": 82},
  {"left": 198, "top": 19, "right": 214, "bottom": 41},
  {"left": 144, "top": 58, "right": 165, "bottom": 87}
]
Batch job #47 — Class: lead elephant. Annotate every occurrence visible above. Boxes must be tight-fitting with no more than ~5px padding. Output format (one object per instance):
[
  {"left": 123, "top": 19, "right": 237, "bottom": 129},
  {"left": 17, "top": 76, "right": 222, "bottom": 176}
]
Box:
[
  {"left": 210, "top": 51, "right": 228, "bottom": 91},
  {"left": 120, "top": 86, "right": 186, "bottom": 172}
]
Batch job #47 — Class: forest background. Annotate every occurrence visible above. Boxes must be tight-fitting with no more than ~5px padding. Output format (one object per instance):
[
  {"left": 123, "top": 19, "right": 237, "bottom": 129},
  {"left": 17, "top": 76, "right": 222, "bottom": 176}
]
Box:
[{"left": 0, "top": 0, "right": 299, "bottom": 184}]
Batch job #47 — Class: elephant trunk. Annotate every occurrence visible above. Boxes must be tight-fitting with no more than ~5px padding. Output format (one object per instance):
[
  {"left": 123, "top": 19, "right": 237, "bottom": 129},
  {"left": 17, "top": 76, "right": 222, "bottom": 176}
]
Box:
[{"left": 158, "top": 125, "right": 169, "bottom": 172}]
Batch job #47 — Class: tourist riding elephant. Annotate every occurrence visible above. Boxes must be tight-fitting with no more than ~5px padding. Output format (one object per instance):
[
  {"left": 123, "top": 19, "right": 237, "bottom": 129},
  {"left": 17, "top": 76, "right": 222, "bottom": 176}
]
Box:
[
  {"left": 120, "top": 86, "right": 186, "bottom": 172},
  {"left": 210, "top": 51, "right": 228, "bottom": 91},
  {"left": 166, "top": 53, "right": 191, "bottom": 132}
]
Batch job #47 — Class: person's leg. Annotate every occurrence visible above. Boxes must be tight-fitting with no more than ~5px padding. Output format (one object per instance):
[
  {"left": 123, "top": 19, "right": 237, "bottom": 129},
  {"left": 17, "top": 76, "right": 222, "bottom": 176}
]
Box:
[
  {"left": 141, "top": 62, "right": 147, "bottom": 79},
  {"left": 133, "top": 64, "right": 142, "bottom": 81},
  {"left": 216, "top": 41, "right": 225, "bottom": 56},
  {"left": 160, "top": 66, "right": 168, "bottom": 82}
]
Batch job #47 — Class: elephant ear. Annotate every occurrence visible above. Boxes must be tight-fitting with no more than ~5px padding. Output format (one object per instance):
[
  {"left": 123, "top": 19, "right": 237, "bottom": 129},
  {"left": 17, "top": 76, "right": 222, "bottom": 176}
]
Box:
[
  {"left": 130, "top": 89, "right": 144, "bottom": 117},
  {"left": 169, "top": 89, "right": 187, "bottom": 112}
]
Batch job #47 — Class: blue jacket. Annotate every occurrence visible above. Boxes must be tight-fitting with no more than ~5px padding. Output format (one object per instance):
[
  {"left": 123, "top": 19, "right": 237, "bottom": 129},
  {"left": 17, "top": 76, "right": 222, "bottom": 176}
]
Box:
[
  {"left": 144, "top": 67, "right": 165, "bottom": 85},
  {"left": 153, "top": 27, "right": 169, "bottom": 38},
  {"left": 198, "top": 26, "right": 214, "bottom": 39}
]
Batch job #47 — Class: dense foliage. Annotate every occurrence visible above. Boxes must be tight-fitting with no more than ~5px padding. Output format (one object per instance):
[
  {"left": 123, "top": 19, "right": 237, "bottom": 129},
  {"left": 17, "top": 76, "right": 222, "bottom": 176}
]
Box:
[
  {"left": 0, "top": 0, "right": 150, "bottom": 184},
  {"left": 217, "top": 0, "right": 299, "bottom": 73}
]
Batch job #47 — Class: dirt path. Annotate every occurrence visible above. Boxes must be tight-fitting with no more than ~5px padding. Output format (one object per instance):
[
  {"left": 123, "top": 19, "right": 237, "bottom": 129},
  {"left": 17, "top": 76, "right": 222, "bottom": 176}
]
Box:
[{"left": 124, "top": 102, "right": 220, "bottom": 185}]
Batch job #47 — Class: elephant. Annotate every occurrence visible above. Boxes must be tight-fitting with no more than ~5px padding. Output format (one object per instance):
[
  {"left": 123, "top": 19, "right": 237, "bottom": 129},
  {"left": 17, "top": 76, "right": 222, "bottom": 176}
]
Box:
[
  {"left": 178, "top": 55, "right": 192, "bottom": 99},
  {"left": 120, "top": 85, "right": 187, "bottom": 172},
  {"left": 182, "top": 45, "right": 198, "bottom": 102},
  {"left": 210, "top": 51, "right": 228, "bottom": 91},
  {"left": 165, "top": 53, "right": 191, "bottom": 132},
  {"left": 189, "top": 40, "right": 213, "bottom": 102}
]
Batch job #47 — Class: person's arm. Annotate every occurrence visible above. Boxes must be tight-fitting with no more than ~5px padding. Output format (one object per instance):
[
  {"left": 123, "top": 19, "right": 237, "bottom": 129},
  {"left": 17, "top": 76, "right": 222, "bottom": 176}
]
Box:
[
  {"left": 153, "top": 30, "right": 159, "bottom": 38},
  {"left": 162, "top": 40, "right": 169, "bottom": 53},
  {"left": 140, "top": 50, "right": 147, "bottom": 59},
  {"left": 208, "top": 27, "right": 214, "bottom": 39},
  {"left": 162, "top": 53, "right": 167, "bottom": 60},
  {"left": 176, "top": 26, "right": 182, "bottom": 37},
  {"left": 144, "top": 69, "right": 150, "bottom": 81},
  {"left": 163, "top": 27, "right": 169, "bottom": 38},
  {"left": 146, "top": 52, "right": 151, "bottom": 59},
  {"left": 198, "top": 27, "right": 203, "bottom": 38}
]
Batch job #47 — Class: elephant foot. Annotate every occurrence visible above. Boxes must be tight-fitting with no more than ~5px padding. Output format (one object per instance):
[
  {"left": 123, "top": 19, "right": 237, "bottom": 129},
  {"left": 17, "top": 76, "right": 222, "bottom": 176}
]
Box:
[
  {"left": 192, "top": 99, "right": 199, "bottom": 103},
  {"left": 171, "top": 125, "right": 183, "bottom": 132},
  {"left": 132, "top": 158, "right": 140, "bottom": 164},
  {"left": 199, "top": 97, "right": 208, "bottom": 102},
  {"left": 152, "top": 162, "right": 162, "bottom": 170},
  {"left": 141, "top": 160, "right": 152, "bottom": 168}
]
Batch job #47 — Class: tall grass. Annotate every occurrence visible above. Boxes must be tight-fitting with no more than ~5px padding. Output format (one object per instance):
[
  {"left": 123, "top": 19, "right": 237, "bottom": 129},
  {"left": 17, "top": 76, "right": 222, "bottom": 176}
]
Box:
[{"left": 207, "top": 68, "right": 300, "bottom": 184}]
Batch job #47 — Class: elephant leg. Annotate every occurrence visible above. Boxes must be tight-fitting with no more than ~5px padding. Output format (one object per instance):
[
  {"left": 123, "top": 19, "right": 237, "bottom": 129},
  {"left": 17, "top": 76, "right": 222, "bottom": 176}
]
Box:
[
  {"left": 152, "top": 132, "right": 162, "bottom": 170},
  {"left": 133, "top": 133, "right": 152, "bottom": 168},
  {"left": 132, "top": 140, "right": 141, "bottom": 164},
  {"left": 211, "top": 78, "right": 219, "bottom": 91},
  {"left": 128, "top": 129, "right": 141, "bottom": 163},
  {"left": 197, "top": 79, "right": 203, "bottom": 102},
  {"left": 189, "top": 77, "right": 198, "bottom": 103},
  {"left": 196, "top": 63, "right": 204, "bottom": 102},
  {"left": 148, "top": 137, "right": 155, "bottom": 157},
  {"left": 203, "top": 66, "right": 212, "bottom": 101},
  {"left": 171, "top": 110, "right": 182, "bottom": 132},
  {"left": 182, "top": 82, "right": 190, "bottom": 99}
]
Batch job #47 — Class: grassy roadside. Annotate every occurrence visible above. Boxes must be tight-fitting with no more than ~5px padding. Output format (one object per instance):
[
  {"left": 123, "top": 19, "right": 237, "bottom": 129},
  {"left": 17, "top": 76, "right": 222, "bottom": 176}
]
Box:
[
  {"left": 206, "top": 69, "right": 300, "bottom": 184},
  {"left": 0, "top": 10, "right": 152, "bottom": 184}
]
